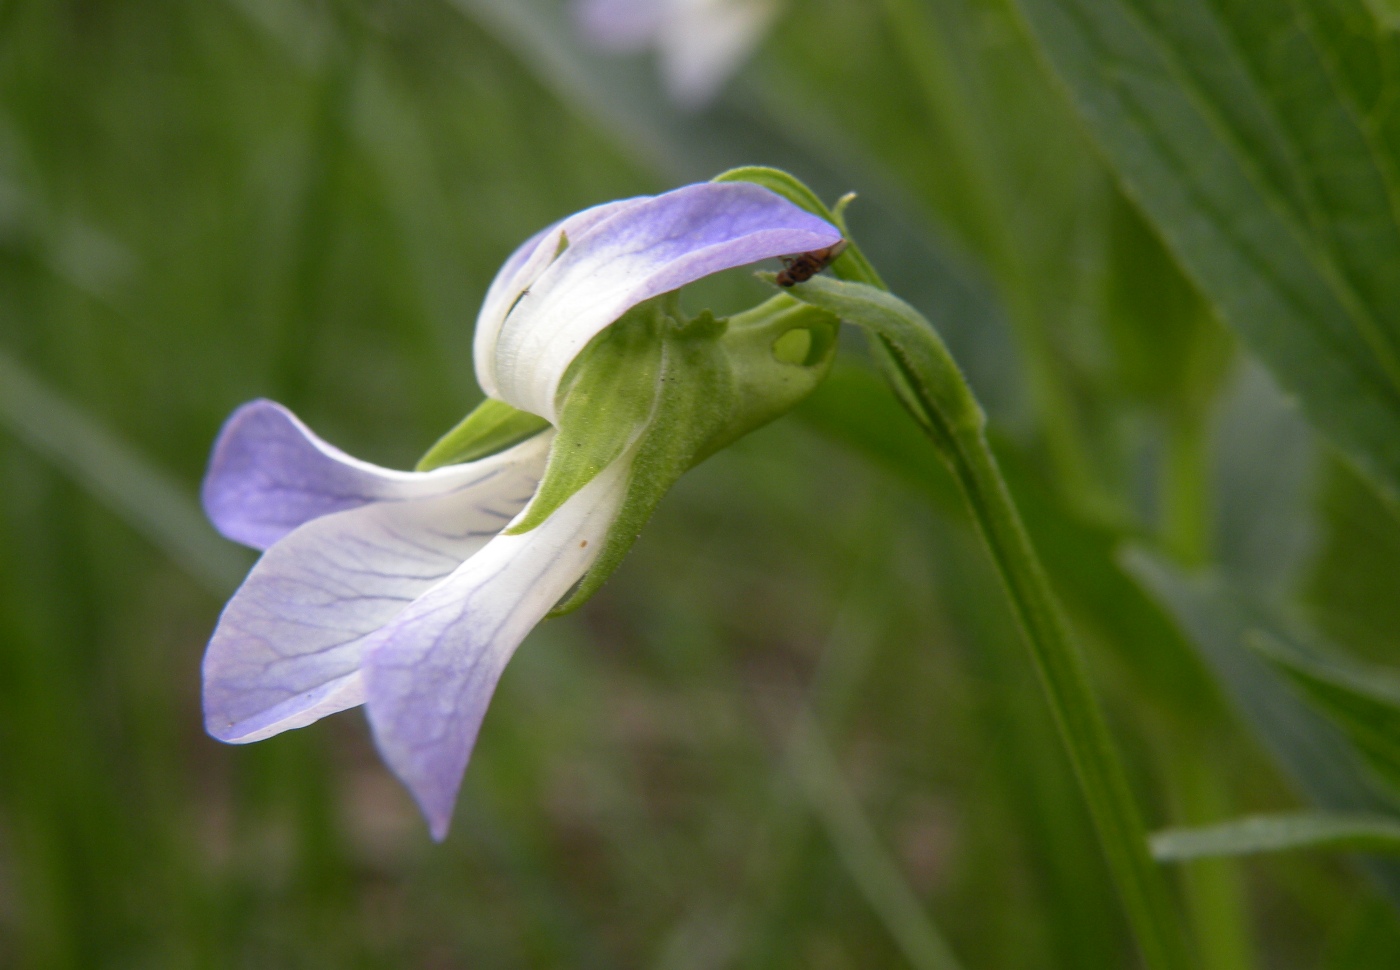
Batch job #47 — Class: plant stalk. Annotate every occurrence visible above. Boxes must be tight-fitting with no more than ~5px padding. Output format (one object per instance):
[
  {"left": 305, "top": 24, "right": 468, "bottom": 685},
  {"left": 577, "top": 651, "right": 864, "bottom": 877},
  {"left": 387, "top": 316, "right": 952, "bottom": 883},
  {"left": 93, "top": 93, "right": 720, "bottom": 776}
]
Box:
[
  {"left": 716, "top": 166, "right": 1195, "bottom": 967},
  {"left": 932, "top": 408, "right": 1195, "bottom": 970}
]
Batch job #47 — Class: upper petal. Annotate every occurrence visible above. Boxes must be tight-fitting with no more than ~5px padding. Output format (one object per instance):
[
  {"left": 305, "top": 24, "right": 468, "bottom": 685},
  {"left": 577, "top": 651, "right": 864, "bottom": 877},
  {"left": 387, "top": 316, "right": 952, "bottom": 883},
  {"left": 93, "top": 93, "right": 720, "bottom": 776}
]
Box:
[
  {"left": 476, "top": 181, "right": 841, "bottom": 421},
  {"left": 202, "top": 432, "right": 552, "bottom": 744},
  {"left": 474, "top": 197, "right": 649, "bottom": 399},
  {"left": 362, "top": 452, "right": 631, "bottom": 840},
  {"left": 203, "top": 400, "right": 511, "bottom": 550}
]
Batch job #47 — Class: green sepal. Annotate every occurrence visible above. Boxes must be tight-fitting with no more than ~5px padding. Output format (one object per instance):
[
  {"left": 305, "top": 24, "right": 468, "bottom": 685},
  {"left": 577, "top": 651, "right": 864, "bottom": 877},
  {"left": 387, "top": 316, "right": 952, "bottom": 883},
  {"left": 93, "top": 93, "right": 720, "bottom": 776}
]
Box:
[
  {"left": 695, "top": 294, "right": 840, "bottom": 462},
  {"left": 541, "top": 294, "right": 840, "bottom": 617},
  {"left": 416, "top": 397, "right": 551, "bottom": 471},
  {"left": 507, "top": 299, "right": 673, "bottom": 535},
  {"left": 549, "top": 319, "right": 733, "bottom": 616}
]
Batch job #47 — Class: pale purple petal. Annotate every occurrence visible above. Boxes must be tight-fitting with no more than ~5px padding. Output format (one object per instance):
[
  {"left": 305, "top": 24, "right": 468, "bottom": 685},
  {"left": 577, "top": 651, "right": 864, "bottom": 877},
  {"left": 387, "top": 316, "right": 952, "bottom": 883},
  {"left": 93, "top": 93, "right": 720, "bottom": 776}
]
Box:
[
  {"left": 574, "top": 0, "right": 665, "bottom": 52},
  {"left": 203, "top": 400, "right": 518, "bottom": 551},
  {"left": 363, "top": 454, "right": 631, "bottom": 840},
  {"left": 658, "top": 0, "right": 780, "bottom": 108},
  {"left": 203, "top": 433, "right": 552, "bottom": 744},
  {"left": 482, "top": 181, "right": 841, "bottom": 420},
  {"left": 474, "top": 197, "right": 648, "bottom": 400}
]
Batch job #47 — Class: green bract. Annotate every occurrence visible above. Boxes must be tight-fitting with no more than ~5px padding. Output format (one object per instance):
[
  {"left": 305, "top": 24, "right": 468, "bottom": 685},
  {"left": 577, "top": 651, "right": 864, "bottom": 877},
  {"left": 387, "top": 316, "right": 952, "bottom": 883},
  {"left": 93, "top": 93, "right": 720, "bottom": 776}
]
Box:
[{"left": 417, "top": 398, "right": 551, "bottom": 472}]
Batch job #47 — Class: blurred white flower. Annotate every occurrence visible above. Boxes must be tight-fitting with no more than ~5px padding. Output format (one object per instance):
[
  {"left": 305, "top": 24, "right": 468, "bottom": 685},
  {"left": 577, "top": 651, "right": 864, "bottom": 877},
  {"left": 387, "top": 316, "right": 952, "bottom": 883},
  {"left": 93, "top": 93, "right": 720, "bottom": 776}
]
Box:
[{"left": 575, "top": 0, "right": 782, "bottom": 108}]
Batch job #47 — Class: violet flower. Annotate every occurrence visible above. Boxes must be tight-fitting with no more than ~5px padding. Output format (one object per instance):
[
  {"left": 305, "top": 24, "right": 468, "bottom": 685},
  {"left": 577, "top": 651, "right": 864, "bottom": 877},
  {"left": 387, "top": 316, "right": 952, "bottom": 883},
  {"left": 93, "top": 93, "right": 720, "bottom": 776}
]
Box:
[
  {"left": 574, "top": 0, "right": 781, "bottom": 108},
  {"left": 202, "top": 181, "right": 841, "bottom": 839}
]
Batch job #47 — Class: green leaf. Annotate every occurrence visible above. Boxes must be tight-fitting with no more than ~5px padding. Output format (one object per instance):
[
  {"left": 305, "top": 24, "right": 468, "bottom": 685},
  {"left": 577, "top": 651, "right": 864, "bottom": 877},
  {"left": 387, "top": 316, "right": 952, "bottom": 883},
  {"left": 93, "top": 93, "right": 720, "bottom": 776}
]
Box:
[
  {"left": 1124, "top": 553, "right": 1400, "bottom": 902},
  {"left": 1009, "top": 0, "right": 1400, "bottom": 502},
  {"left": 1254, "top": 635, "right": 1400, "bottom": 799},
  {"left": 1152, "top": 812, "right": 1400, "bottom": 861},
  {"left": 417, "top": 397, "right": 550, "bottom": 471},
  {"left": 1210, "top": 362, "right": 1320, "bottom": 601},
  {"left": 1099, "top": 190, "right": 1229, "bottom": 415},
  {"left": 1368, "top": 0, "right": 1400, "bottom": 30},
  {"left": 1305, "top": 461, "right": 1400, "bottom": 659}
]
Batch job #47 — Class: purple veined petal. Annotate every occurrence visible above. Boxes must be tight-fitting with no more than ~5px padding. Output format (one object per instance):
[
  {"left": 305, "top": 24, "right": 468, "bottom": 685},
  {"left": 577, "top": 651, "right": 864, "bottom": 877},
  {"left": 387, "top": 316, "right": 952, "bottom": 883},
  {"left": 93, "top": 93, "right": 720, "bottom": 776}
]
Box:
[
  {"left": 658, "top": 0, "right": 781, "bottom": 108},
  {"left": 202, "top": 432, "right": 552, "bottom": 745},
  {"left": 362, "top": 452, "right": 632, "bottom": 841},
  {"left": 573, "top": 0, "right": 667, "bottom": 52},
  {"left": 203, "top": 400, "right": 520, "bottom": 551},
  {"left": 474, "top": 197, "right": 650, "bottom": 401},
  {"left": 484, "top": 181, "right": 842, "bottom": 421}
]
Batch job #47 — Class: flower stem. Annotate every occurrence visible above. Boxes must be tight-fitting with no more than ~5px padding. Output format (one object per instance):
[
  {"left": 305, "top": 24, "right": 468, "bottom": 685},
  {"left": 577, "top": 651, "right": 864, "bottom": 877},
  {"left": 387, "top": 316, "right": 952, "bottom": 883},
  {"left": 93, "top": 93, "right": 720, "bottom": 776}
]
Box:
[
  {"left": 934, "top": 408, "right": 1195, "bottom": 970},
  {"left": 782, "top": 274, "right": 1196, "bottom": 970},
  {"left": 717, "top": 165, "right": 1193, "bottom": 965}
]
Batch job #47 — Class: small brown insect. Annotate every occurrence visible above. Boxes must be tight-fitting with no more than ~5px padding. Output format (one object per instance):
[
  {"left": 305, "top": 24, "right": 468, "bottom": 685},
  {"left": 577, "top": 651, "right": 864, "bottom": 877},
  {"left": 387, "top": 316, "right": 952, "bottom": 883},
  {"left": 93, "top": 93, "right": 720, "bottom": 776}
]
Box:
[{"left": 776, "top": 239, "right": 848, "bottom": 287}]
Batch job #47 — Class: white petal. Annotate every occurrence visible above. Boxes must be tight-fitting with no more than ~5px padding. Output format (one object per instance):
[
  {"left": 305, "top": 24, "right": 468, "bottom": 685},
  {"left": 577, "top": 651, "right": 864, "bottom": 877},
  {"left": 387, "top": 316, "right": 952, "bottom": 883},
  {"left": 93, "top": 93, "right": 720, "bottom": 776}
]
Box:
[
  {"left": 474, "top": 198, "right": 650, "bottom": 402},
  {"left": 202, "top": 432, "right": 552, "bottom": 744},
  {"left": 362, "top": 453, "right": 631, "bottom": 840}
]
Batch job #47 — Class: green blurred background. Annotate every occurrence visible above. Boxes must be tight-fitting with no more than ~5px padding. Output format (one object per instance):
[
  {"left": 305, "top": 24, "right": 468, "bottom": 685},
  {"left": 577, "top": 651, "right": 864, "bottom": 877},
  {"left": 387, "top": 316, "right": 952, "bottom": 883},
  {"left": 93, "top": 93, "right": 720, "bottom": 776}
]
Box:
[{"left": 3, "top": 0, "right": 1400, "bottom": 966}]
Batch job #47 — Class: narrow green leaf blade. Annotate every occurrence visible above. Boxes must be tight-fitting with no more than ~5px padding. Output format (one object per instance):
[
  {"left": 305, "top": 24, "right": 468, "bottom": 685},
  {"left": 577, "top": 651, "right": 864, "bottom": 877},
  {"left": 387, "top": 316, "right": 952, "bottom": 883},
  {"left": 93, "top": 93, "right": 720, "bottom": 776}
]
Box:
[
  {"left": 1125, "top": 553, "right": 1400, "bottom": 902},
  {"left": 1153, "top": 812, "right": 1400, "bottom": 861},
  {"left": 1255, "top": 636, "right": 1400, "bottom": 798}
]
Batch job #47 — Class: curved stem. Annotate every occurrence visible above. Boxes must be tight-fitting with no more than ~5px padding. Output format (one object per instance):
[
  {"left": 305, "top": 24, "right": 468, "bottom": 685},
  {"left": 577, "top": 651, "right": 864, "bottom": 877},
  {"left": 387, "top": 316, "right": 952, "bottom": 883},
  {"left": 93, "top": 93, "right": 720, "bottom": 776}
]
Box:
[
  {"left": 781, "top": 273, "right": 1196, "bottom": 970},
  {"left": 715, "top": 166, "right": 1194, "bottom": 966},
  {"left": 936, "top": 411, "right": 1195, "bottom": 970}
]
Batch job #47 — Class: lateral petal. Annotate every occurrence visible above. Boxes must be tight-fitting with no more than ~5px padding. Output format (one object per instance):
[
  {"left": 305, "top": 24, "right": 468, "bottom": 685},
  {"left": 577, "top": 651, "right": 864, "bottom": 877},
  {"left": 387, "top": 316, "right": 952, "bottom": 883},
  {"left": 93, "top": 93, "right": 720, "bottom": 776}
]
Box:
[
  {"left": 202, "top": 433, "right": 551, "bottom": 744},
  {"left": 362, "top": 454, "right": 631, "bottom": 840},
  {"left": 203, "top": 399, "right": 518, "bottom": 550}
]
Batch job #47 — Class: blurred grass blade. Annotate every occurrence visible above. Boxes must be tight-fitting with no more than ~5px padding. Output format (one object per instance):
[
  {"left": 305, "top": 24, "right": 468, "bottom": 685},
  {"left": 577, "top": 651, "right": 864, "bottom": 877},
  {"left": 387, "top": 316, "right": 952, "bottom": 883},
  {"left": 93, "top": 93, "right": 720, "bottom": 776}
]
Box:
[
  {"left": 1124, "top": 552, "right": 1400, "bottom": 903},
  {"left": 1210, "top": 363, "right": 1319, "bottom": 601},
  {"left": 1153, "top": 812, "right": 1400, "bottom": 862},
  {"left": 0, "top": 349, "right": 246, "bottom": 595},
  {"left": 1008, "top": 0, "right": 1400, "bottom": 503},
  {"left": 786, "top": 711, "right": 966, "bottom": 970},
  {"left": 1254, "top": 634, "right": 1400, "bottom": 798}
]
